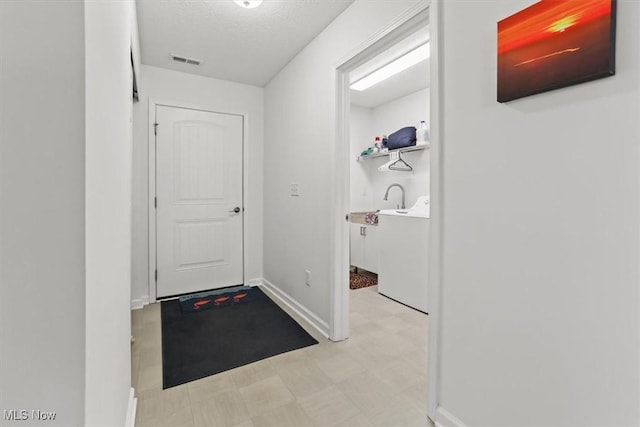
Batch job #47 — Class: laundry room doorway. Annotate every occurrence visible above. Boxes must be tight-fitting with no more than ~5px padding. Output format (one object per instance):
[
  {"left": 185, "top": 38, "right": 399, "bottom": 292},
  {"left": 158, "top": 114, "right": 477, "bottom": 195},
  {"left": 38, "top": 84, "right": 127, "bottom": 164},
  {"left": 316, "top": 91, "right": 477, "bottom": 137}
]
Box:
[{"left": 330, "top": 1, "right": 444, "bottom": 421}]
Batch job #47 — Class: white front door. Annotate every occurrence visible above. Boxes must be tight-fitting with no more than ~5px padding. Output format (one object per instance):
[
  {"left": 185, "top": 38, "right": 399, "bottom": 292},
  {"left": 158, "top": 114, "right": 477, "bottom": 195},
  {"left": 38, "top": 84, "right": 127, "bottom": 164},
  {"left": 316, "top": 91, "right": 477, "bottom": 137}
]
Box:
[{"left": 155, "top": 105, "right": 244, "bottom": 298}]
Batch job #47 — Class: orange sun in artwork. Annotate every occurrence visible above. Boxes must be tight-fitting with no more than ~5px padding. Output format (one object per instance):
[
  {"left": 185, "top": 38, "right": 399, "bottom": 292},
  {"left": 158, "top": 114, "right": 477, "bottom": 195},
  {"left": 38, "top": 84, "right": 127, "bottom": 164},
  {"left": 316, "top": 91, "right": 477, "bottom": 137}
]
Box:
[{"left": 546, "top": 14, "right": 581, "bottom": 32}]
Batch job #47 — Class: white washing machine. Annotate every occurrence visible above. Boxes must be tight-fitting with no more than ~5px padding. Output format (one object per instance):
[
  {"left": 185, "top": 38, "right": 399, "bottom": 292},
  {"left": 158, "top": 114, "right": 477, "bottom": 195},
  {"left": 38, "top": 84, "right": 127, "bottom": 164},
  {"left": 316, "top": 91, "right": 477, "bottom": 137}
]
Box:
[{"left": 377, "top": 197, "right": 429, "bottom": 313}]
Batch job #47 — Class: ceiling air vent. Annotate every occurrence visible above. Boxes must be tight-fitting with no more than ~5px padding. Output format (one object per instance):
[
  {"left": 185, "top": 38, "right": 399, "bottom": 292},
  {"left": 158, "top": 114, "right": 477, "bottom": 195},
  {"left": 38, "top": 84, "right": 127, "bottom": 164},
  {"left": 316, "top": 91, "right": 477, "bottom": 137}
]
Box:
[{"left": 170, "top": 54, "right": 201, "bottom": 66}]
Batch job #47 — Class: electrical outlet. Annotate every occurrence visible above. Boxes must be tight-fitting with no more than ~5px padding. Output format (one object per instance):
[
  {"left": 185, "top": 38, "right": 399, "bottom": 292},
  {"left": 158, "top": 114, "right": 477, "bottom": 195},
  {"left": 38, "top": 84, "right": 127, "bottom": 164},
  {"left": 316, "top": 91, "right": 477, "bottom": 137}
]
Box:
[
  {"left": 290, "top": 183, "right": 300, "bottom": 196},
  {"left": 305, "top": 270, "right": 311, "bottom": 286}
]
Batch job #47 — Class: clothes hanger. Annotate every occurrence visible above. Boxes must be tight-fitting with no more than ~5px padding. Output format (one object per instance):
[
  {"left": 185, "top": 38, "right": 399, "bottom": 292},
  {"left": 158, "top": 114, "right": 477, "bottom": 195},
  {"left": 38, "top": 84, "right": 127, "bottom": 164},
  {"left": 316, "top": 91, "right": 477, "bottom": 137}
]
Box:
[
  {"left": 388, "top": 152, "right": 413, "bottom": 171},
  {"left": 377, "top": 150, "right": 413, "bottom": 172}
]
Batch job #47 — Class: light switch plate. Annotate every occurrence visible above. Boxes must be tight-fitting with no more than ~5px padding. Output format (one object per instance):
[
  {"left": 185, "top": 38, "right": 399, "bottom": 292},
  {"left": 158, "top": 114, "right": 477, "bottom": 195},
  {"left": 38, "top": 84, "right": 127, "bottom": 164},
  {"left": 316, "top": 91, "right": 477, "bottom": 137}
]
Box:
[{"left": 290, "top": 183, "right": 300, "bottom": 196}]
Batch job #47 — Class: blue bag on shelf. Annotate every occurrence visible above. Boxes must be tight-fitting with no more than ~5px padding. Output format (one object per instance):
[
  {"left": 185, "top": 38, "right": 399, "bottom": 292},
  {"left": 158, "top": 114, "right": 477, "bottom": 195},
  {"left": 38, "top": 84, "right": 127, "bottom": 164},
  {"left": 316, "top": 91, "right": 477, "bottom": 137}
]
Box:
[{"left": 386, "top": 126, "right": 416, "bottom": 150}]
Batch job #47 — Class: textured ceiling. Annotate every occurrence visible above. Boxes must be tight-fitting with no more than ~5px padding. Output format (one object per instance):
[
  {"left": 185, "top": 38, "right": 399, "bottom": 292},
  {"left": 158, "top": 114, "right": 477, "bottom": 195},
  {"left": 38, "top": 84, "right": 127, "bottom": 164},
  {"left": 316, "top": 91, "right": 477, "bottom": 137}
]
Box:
[{"left": 136, "top": 0, "right": 355, "bottom": 87}]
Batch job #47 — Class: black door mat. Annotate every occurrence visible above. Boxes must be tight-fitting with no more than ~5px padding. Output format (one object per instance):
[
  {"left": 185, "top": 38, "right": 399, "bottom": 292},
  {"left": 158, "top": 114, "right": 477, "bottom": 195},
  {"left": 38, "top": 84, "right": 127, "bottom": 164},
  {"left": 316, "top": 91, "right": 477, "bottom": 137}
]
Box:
[{"left": 161, "top": 286, "right": 318, "bottom": 389}]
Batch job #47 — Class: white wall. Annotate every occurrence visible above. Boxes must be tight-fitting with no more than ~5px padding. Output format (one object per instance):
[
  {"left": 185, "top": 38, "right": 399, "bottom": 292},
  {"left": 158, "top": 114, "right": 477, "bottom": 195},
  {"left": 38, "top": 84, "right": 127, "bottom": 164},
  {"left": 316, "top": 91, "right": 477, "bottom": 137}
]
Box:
[
  {"left": 263, "top": 0, "right": 422, "bottom": 327},
  {"left": 131, "top": 65, "right": 264, "bottom": 306},
  {"left": 349, "top": 105, "right": 374, "bottom": 211},
  {"left": 436, "top": 0, "right": 640, "bottom": 426},
  {"left": 85, "top": 1, "right": 133, "bottom": 425},
  {"left": 372, "top": 88, "right": 430, "bottom": 136},
  {"left": 0, "top": 2, "right": 86, "bottom": 426},
  {"left": 350, "top": 88, "right": 430, "bottom": 212}
]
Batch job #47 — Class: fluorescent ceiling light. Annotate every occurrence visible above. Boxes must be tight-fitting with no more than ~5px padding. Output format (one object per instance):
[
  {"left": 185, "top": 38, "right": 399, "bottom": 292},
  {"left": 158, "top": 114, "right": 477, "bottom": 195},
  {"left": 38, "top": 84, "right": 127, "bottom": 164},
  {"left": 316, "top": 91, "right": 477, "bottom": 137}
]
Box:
[
  {"left": 234, "top": 0, "right": 263, "bottom": 8},
  {"left": 351, "top": 43, "right": 430, "bottom": 92}
]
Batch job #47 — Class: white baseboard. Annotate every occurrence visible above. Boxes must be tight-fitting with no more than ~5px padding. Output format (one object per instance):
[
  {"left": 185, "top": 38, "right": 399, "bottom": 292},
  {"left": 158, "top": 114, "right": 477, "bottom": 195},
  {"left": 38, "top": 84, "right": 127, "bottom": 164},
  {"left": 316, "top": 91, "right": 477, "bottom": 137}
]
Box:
[
  {"left": 131, "top": 296, "right": 149, "bottom": 310},
  {"left": 246, "top": 277, "right": 264, "bottom": 287},
  {"left": 435, "top": 406, "right": 467, "bottom": 427},
  {"left": 260, "top": 279, "right": 330, "bottom": 338},
  {"left": 125, "top": 387, "right": 137, "bottom": 427}
]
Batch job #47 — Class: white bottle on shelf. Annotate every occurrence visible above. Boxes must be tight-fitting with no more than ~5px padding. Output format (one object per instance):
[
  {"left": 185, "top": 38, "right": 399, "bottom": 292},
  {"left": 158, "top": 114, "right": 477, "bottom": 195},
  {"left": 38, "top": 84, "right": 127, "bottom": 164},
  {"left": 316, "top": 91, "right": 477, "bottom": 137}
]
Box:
[{"left": 416, "top": 120, "right": 429, "bottom": 145}]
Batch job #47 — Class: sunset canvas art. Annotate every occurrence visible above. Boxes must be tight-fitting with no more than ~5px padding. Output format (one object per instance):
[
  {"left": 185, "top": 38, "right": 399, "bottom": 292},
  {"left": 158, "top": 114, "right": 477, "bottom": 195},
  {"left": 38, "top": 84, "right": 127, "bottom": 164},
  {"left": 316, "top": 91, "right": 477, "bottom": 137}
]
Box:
[{"left": 497, "top": 0, "right": 616, "bottom": 102}]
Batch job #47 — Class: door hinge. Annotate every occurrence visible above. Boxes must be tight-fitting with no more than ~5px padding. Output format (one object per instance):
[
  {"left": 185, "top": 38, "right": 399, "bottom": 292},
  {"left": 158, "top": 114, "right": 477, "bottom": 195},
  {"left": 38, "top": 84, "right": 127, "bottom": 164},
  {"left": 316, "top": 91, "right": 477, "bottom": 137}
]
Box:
[
  {"left": 154, "top": 197, "right": 157, "bottom": 209},
  {"left": 154, "top": 122, "right": 159, "bottom": 135},
  {"left": 155, "top": 270, "right": 158, "bottom": 282}
]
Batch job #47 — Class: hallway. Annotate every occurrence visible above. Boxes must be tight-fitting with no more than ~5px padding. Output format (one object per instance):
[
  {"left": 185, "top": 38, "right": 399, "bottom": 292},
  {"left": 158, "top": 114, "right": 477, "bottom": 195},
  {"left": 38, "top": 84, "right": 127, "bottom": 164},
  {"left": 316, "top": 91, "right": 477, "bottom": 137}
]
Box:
[{"left": 131, "top": 286, "right": 428, "bottom": 427}]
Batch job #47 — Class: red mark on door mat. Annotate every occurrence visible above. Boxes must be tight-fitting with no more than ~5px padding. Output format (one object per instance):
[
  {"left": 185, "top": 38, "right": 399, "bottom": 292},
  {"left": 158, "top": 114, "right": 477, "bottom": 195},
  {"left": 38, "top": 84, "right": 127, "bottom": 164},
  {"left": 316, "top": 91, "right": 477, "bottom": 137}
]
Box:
[
  {"left": 233, "top": 293, "right": 248, "bottom": 302},
  {"left": 193, "top": 299, "right": 211, "bottom": 310},
  {"left": 213, "top": 296, "right": 230, "bottom": 306}
]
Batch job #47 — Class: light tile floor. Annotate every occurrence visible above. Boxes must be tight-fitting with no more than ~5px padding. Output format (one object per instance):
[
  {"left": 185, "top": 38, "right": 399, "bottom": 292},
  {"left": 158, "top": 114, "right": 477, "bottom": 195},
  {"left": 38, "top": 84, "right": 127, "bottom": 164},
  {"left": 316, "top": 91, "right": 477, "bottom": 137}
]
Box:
[{"left": 131, "top": 285, "right": 429, "bottom": 427}]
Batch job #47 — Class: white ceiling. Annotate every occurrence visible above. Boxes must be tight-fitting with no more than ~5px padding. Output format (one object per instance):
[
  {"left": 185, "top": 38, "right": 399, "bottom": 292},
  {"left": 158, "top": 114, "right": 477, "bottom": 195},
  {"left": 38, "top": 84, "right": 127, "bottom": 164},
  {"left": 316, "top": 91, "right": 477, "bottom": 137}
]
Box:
[
  {"left": 136, "top": 0, "right": 354, "bottom": 87},
  {"left": 349, "top": 25, "right": 430, "bottom": 109},
  {"left": 350, "top": 60, "right": 430, "bottom": 108}
]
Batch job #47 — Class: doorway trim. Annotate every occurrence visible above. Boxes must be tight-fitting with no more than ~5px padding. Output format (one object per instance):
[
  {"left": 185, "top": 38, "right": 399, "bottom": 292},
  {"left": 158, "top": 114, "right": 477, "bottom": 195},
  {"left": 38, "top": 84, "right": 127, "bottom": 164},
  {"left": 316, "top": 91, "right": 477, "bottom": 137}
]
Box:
[
  {"left": 330, "top": 0, "right": 443, "bottom": 422},
  {"left": 147, "top": 98, "right": 250, "bottom": 303}
]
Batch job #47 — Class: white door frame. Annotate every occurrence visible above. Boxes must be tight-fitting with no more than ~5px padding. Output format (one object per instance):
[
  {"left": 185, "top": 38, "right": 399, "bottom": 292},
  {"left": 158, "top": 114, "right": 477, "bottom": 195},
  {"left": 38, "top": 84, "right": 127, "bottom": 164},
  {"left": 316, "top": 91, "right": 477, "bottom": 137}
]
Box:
[
  {"left": 330, "top": 0, "right": 444, "bottom": 421},
  {"left": 147, "top": 99, "right": 249, "bottom": 302}
]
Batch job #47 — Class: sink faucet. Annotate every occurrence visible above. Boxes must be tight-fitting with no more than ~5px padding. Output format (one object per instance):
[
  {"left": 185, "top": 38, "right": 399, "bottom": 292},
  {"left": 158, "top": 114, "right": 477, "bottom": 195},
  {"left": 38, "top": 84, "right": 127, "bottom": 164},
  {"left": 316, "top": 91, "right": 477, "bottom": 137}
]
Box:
[{"left": 383, "top": 183, "right": 405, "bottom": 209}]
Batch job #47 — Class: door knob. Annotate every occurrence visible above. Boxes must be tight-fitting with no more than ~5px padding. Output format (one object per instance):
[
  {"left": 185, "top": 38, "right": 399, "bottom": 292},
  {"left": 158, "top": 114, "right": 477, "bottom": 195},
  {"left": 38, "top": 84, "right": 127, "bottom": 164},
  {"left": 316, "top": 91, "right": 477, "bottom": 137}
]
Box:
[{"left": 229, "top": 207, "right": 241, "bottom": 213}]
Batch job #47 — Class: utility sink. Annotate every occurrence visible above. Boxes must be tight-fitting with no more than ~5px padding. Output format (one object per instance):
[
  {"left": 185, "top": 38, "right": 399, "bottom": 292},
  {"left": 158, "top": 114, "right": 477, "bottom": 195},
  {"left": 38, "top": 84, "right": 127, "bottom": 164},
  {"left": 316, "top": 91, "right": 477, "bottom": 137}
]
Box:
[
  {"left": 378, "top": 208, "right": 429, "bottom": 218},
  {"left": 378, "top": 196, "right": 430, "bottom": 218}
]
